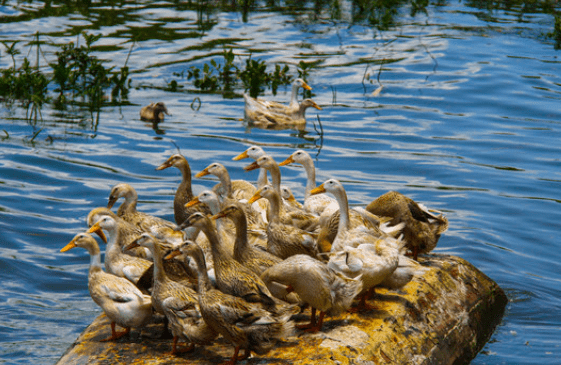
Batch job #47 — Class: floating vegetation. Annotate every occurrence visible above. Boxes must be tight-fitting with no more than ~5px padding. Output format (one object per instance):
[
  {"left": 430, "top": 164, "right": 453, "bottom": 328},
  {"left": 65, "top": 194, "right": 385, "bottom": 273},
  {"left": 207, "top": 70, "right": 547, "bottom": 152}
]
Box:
[
  {"left": 0, "top": 32, "right": 131, "bottom": 122},
  {"left": 185, "top": 48, "right": 305, "bottom": 98}
]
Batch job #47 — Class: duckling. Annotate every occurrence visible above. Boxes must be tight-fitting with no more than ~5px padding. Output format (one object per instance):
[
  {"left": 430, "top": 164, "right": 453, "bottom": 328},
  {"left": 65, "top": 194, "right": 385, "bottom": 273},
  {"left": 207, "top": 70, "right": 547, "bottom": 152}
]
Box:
[
  {"left": 365, "top": 191, "right": 448, "bottom": 260},
  {"left": 261, "top": 254, "right": 362, "bottom": 333},
  {"left": 180, "top": 241, "right": 296, "bottom": 365},
  {"left": 61, "top": 233, "right": 152, "bottom": 341},
  {"left": 140, "top": 102, "right": 169, "bottom": 121},
  {"left": 249, "top": 185, "right": 318, "bottom": 259},
  {"left": 177, "top": 213, "right": 278, "bottom": 310},
  {"left": 127, "top": 233, "right": 217, "bottom": 354}
]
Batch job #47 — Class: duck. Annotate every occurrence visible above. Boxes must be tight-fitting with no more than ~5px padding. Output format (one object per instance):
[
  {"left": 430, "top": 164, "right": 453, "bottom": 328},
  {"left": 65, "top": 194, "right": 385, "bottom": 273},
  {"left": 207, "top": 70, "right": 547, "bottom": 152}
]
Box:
[
  {"left": 244, "top": 155, "right": 319, "bottom": 231},
  {"left": 178, "top": 241, "right": 296, "bottom": 365},
  {"left": 195, "top": 162, "right": 256, "bottom": 203},
  {"left": 126, "top": 233, "right": 218, "bottom": 354},
  {"left": 232, "top": 145, "right": 269, "bottom": 188},
  {"left": 244, "top": 78, "right": 312, "bottom": 116},
  {"left": 311, "top": 179, "right": 403, "bottom": 254},
  {"left": 261, "top": 254, "right": 362, "bottom": 333},
  {"left": 280, "top": 185, "right": 303, "bottom": 210},
  {"left": 60, "top": 233, "right": 152, "bottom": 341},
  {"left": 86, "top": 207, "right": 151, "bottom": 260},
  {"left": 365, "top": 191, "right": 449, "bottom": 261},
  {"left": 87, "top": 215, "right": 152, "bottom": 285},
  {"left": 140, "top": 102, "right": 169, "bottom": 121},
  {"left": 278, "top": 149, "right": 337, "bottom": 216},
  {"left": 177, "top": 212, "right": 279, "bottom": 310},
  {"left": 107, "top": 183, "right": 184, "bottom": 244},
  {"left": 326, "top": 240, "right": 399, "bottom": 312},
  {"left": 248, "top": 185, "right": 318, "bottom": 259},
  {"left": 155, "top": 153, "right": 211, "bottom": 227},
  {"left": 245, "top": 98, "right": 322, "bottom": 127}
]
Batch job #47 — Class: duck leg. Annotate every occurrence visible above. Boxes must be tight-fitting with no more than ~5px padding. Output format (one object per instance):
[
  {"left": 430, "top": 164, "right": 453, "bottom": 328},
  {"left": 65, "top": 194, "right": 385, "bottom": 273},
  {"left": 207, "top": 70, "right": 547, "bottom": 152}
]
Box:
[
  {"left": 101, "top": 322, "right": 130, "bottom": 341},
  {"left": 222, "top": 345, "right": 245, "bottom": 365},
  {"left": 297, "top": 307, "right": 325, "bottom": 332},
  {"left": 349, "top": 287, "right": 377, "bottom": 313},
  {"left": 170, "top": 336, "right": 195, "bottom": 355}
]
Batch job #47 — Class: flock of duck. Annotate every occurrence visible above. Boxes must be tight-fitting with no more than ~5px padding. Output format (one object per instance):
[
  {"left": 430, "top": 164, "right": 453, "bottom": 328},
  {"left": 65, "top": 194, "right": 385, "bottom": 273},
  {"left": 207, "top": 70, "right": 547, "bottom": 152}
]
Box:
[{"left": 62, "top": 81, "right": 449, "bottom": 365}]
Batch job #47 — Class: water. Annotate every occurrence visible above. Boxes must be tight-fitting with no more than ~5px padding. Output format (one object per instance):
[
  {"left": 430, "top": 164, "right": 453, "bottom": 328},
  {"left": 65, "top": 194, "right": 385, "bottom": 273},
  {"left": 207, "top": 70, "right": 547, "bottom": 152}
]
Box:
[{"left": 1, "top": 1, "right": 560, "bottom": 364}]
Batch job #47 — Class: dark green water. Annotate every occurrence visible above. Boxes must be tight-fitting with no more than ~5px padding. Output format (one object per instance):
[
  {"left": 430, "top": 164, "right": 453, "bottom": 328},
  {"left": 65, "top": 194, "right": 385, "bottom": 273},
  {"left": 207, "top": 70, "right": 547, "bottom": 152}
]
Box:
[{"left": 1, "top": 1, "right": 561, "bottom": 363}]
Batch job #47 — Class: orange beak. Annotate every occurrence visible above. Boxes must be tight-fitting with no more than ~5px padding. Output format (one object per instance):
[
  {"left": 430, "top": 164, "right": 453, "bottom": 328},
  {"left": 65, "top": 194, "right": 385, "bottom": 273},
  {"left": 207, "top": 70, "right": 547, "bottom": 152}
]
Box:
[
  {"left": 278, "top": 155, "right": 295, "bottom": 167},
  {"left": 310, "top": 184, "right": 326, "bottom": 196},
  {"left": 87, "top": 222, "right": 107, "bottom": 244},
  {"left": 233, "top": 150, "right": 249, "bottom": 161}
]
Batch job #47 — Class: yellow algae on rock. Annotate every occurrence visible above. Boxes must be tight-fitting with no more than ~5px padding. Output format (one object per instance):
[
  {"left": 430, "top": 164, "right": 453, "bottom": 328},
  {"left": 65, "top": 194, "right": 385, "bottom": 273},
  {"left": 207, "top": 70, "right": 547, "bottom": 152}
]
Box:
[{"left": 57, "top": 254, "right": 506, "bottom": 365}]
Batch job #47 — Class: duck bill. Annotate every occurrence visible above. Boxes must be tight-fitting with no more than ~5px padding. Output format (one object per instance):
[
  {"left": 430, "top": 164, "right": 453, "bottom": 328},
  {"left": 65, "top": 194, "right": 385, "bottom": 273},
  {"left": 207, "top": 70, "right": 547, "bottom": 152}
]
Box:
[
  {"left": 248, "top": 193, "right": 262, "bottom": 205},
  {"left": 232, "top": 150, "right": 249, "bottom": 161},
  {"left": 244, "top": 161, "right": 260, "bottom": 172},
  {"left": 60, "top": 239, "right": 77, "bottom": 253},
  {"left": 195, "top": 168, "right": 210, "bottom": 178},
  {"left": 164, "top": 249, "right": 181, "bottom": 260},
  {"left": 310, "top": 184, "right": 326, "bottom": 196},
  {"left": 313, "top": 102, "right": 322, "bottom": 110},
  {"left": 210, "top": 211, "right": 226, "bottom": 220},
  {"left": 107, "top": 196, "right": 117, "bottom": 209},
  {"left": 87, "top": 223, "right": 107, "bottom": 243},
  {"left": 185, "top": 197, "right": 200, "bottom": 208},
  {"left": 124, "top": 237, "right": 141, "bottom": 251},
  {"left": 278, "top": 155, "right": 294, "bottom": 166},
  {"left": 302, "top": 81, "right": 312, "bottom": 91},
  {"left": 155, "top": 159, "right": 172, "bottom": 171}
]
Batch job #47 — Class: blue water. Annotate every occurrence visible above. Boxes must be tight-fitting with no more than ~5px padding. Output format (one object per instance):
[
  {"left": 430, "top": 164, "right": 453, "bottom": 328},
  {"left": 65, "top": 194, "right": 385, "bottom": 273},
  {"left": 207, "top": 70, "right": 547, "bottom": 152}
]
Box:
[{"left": 1, "top": 1, "right": 561, "bottom": 364}]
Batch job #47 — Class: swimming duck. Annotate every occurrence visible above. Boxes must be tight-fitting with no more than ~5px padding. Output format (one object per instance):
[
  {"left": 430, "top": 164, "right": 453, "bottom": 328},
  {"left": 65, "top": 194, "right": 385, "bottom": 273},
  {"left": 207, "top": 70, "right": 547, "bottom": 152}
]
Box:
[
  {"left": 244, "top": 78, "right": 312, "bottom": 116},
  {"left": 61, "top": 233, "right": 152, "bottom": 341},
  {"left": 140, "top": 102, "right": 169, "bottom": 121},
  {"left": 311, "top": 179, "right": 403, "bottom": 253},
  {"left": 107, "top": 183, "right": 184, "bottom": 244},
  {"left": 278, "top": 149, "right": 337, "bottom": 216},
  {"left": 248, "top": 185, "right": 318, "bottom": 259},
  {"left": 245, "top": 98, "right": 321, "bottom": 127},
  {"left": 179, "top": 241, "right": 296, "bottom": 365},
  {"left": 127, "top": 233, "right": 217, "bottom": 354},
  {"left": 155, "top": 153, "right": 211, "bottom": 227},
  {"left": 177, "top": 212, "right": 278, "bottom": 310},
  {"left": 261, "top": 254, "right": 362, "bottom": 332},
  {"left": 327, "top": 240, "right": 399, "bottom": 312},
  {"left": 365, "top": 191, "right": 448, "bottom": 260}
]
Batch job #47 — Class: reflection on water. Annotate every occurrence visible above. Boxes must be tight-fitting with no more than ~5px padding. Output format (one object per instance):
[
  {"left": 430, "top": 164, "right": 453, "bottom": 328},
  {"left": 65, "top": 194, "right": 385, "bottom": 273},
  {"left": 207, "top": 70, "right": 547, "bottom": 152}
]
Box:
[{"left": 2, "top": 1, "right": 561, "bottom": 364}]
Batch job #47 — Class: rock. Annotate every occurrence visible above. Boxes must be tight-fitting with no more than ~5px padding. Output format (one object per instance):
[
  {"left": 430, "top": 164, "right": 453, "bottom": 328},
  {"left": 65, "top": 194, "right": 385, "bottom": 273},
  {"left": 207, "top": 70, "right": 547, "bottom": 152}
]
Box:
[{"left": 56, "top": 254, "right": 507, "bottom": 365}]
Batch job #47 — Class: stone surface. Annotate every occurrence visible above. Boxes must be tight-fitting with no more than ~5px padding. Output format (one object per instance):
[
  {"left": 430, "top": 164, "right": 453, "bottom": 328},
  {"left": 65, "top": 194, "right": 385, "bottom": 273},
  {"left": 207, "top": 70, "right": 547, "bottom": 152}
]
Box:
[{"left": 57, "top": 254, "right": 507, "bottom": 365}]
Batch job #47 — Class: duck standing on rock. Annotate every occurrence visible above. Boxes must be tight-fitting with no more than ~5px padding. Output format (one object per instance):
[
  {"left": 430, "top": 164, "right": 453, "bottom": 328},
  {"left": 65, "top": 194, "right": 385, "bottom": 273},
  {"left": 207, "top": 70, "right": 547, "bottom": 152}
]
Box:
[
  {"left": 127, "top": 233, "right": 218, "bottom": 355},
  {"left": 366, "top": 191, "right": 448, "bottom": 261},
  {"left": 60, "top": 233, "right": 153, "bottom": 342},
  {"left": 175, "top": 241, "right": 296, "bottom": 365}
]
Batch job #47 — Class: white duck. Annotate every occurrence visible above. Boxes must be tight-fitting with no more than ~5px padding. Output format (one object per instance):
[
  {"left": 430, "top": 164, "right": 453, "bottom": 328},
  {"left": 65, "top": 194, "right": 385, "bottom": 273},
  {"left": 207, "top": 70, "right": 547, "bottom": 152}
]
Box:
[{"left": 61, "top": 233, "right": 152, "bottom": 341}]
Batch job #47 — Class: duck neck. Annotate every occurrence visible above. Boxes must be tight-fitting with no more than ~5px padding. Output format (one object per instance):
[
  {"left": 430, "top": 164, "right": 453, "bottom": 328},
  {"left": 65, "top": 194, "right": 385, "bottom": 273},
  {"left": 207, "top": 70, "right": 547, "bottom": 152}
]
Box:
[
  {"left": 268, "top": 164, "right": 281, "bottom": 194},
  {"left": 191, "top": 250, "right": 212, "bottom": 294},
  {"left": 87, "top": 246, "right": 103, "bottom": 274},
  {"left": 119, "top": 189, "right": 138, "bottom": 216},
  {"left": 177, "top": 160, "right": 194, "bottom": 204},
  {"left": 257, "top": 168, "right": 269, "bottom": 188},
  {"left": 203, "top": 222, "right": 230, "bottom": 263},
  {"left": 267, "top": 192, "right": 282, "bottom": 224},
  {"left": 301, "top": 157, "right": 316, "bottom": 199},
  {"left": 289, "top": 82, "right": 300, "bottom": 108},
  {"left": 232, "top": 212, "right": 249, "bottom": 259},
  {"left": 150, "top": 243, "right": 167, "bottom": 283},
  {"left": 334, "top": 188, "right": 351, "bottom": 234},
  {"left": 217, "top": 170, "right": 232, "bottom": 199}
]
